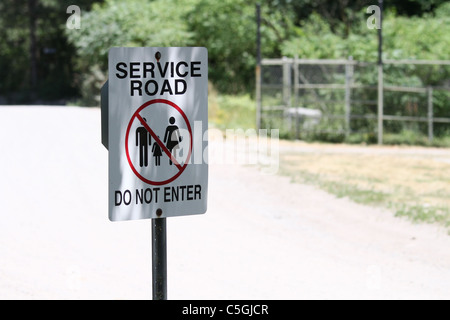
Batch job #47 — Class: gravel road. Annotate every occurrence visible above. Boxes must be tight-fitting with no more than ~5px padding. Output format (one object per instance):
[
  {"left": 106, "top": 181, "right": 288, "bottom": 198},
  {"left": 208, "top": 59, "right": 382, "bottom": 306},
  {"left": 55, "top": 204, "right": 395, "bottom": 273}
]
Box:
[{"left": 0, "top": 106, "right": 449, "bottom": 299}]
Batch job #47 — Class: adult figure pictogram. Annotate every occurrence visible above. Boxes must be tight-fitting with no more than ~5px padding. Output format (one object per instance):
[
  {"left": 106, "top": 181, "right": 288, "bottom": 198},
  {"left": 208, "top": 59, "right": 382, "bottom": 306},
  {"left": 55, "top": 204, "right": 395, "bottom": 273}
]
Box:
[
  {"left": 163, "top": 116, "right": 182, "bottom": 165},
  {"left": 136, "top": 117, "right": 152, "bottom": 167}
]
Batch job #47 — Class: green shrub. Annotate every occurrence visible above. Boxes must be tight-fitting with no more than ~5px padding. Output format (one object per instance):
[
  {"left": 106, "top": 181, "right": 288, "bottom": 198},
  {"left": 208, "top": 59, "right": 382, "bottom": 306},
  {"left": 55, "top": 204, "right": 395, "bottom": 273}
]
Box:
[{"left": 209, "top": 91, "right": 255, "bottom": 130}]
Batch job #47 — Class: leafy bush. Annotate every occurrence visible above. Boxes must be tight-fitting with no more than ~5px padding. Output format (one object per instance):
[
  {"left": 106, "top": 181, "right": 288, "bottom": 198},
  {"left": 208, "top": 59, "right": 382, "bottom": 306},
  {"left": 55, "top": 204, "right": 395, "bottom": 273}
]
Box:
[
  {"left": 209, "top": 89, "right": 255, "bottom": 130},
  {"left": 66, "top": 0, "right": 193, "bottom": 105},
  {"left": 67, "top": 0, "right": 295, "bottom": 103},
  {"left": 280, "top": 4, "right": 450, "bottom": 143}
]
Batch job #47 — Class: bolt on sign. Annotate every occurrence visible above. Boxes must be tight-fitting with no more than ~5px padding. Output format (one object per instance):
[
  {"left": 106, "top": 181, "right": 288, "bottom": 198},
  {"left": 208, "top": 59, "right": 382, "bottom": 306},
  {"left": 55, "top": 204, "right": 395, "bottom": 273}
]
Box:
[{"left": 108, "top": 47, "right": 208, "bottom": 221}]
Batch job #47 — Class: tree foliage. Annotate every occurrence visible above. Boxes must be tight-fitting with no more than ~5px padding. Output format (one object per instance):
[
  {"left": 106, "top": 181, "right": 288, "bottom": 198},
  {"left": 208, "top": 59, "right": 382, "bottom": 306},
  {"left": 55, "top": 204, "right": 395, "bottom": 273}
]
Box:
[
  {"left": 280, "top": 2, "right": 450, "bottom": 140},
  {"left": 67, "top": 0, "right": 294, "bottom": 96},
  {"left": 185, "top": 0, "right": 294, "bottom": 92},
  {"left": 0, "top": 0, "right": 448, "bottom": 103},
  {"left": 282, "top": 3, "right": 450, "bottom": 61},
  {"left": 65, "top": 0, "right": 450, "bottom": 100},
  {"left": 0, "top": 0, "right": 101, "bottom": 102},
  {"left": 67, "top": 0, "right": 193, "bottom": 71}
]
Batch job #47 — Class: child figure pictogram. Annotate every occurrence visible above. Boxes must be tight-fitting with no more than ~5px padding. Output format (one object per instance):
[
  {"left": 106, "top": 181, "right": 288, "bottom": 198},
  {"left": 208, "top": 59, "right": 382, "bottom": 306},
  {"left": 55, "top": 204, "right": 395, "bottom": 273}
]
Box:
[{"left": 152, "top": 136, "right": 163, "bottom": 166}]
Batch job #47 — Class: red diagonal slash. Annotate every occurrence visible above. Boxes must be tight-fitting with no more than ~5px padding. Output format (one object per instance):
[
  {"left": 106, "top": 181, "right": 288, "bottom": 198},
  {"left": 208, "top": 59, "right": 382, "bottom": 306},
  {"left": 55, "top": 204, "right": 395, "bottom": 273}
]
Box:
[{"left": 136, "top": 113, "right": 183, "bottom": 171}]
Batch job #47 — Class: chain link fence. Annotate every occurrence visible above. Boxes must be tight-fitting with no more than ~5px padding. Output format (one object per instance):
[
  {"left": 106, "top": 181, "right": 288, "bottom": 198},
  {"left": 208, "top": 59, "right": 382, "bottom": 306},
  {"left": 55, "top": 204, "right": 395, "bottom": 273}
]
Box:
[{"left": 257, "top": 57, "right": 450, "bottom": 144}]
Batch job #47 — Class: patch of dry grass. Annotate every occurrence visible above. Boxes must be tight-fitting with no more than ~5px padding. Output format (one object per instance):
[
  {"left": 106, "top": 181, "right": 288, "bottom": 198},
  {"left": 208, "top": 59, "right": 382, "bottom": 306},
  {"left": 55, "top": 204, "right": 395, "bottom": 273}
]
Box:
[{"left": 279, "top": 143, "right": 450, "bottom": 228}]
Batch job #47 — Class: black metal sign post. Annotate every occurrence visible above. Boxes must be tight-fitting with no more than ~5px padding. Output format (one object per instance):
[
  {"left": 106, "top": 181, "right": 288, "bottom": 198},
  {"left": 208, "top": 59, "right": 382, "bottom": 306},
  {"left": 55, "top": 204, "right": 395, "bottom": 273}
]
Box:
[{"left": 152, "top": 213, "right": 167, "bottom": 300}]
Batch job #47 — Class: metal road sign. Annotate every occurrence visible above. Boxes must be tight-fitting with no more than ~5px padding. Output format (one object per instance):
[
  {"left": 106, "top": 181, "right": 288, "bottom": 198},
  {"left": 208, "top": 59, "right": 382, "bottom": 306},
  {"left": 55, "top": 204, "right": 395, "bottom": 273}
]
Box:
[{"left": 108, "top": 47, "right": 208, "bottom": 221}]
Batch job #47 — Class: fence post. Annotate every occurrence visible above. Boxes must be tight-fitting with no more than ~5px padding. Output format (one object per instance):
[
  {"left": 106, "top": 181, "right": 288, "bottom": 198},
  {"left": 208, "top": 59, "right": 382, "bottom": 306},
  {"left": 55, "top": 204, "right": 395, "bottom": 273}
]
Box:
[
  {"left": 377, "top": 64, "right": 384, "bottom": 145},
  {"left": 377, "top": 0, "right": 384, "bottom": 145},
  {"left": 282, "top": 56, "right": 292, "bottom": 109},
  {"left": 428, "top": 86, "right": 434, "bottom": 143},
  {"left": 256, "top": 64, "right": 262, "bottom": 131},
  {"left": 294, "top": 55, "right": 299, "bottom": 110},
  {"left": 293, "top": 55, "right": 299, "bottom": 139},
  {"left": 255, "top": 3, "right": 262, "bottom": 131},
  {"left": 345, "top": 56, "right": 353, "bottom": 139}
]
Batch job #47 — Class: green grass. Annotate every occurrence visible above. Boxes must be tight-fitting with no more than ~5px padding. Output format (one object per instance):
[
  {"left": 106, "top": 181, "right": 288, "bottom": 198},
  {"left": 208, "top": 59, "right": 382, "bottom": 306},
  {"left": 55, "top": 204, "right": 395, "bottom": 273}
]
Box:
[
  {"left": 287, "top": 168, "right": 391, "bottom": 207},
  {"left": 395, "top": 204, "right": 450, "bottom": 227},
  {"left": 208, "top": 88, "right": 255, "bottom": 130},
  {"left": 345, "top": 131, "right": 450, "bottom": 148}
]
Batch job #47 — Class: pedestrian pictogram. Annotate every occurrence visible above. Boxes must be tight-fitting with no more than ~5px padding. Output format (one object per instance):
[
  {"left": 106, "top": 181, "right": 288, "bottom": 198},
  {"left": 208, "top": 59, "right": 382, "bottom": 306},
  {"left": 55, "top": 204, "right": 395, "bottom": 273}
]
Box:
[
  {"left": 107, "top": 47, "right": 208, "bottom": 221},
  {"left": 125, "top": 99, "right": 193, "bottom": 186}
]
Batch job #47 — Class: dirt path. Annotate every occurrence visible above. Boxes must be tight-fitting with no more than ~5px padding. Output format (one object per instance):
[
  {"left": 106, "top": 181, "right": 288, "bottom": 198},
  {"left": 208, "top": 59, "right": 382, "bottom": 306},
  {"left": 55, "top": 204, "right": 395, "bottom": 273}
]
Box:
[
  {"left": 195, "top": 162, "right": 450, "bottom": 299},
  {"left": 0, "top": 106, "right": 449, "bottom": 299}
]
